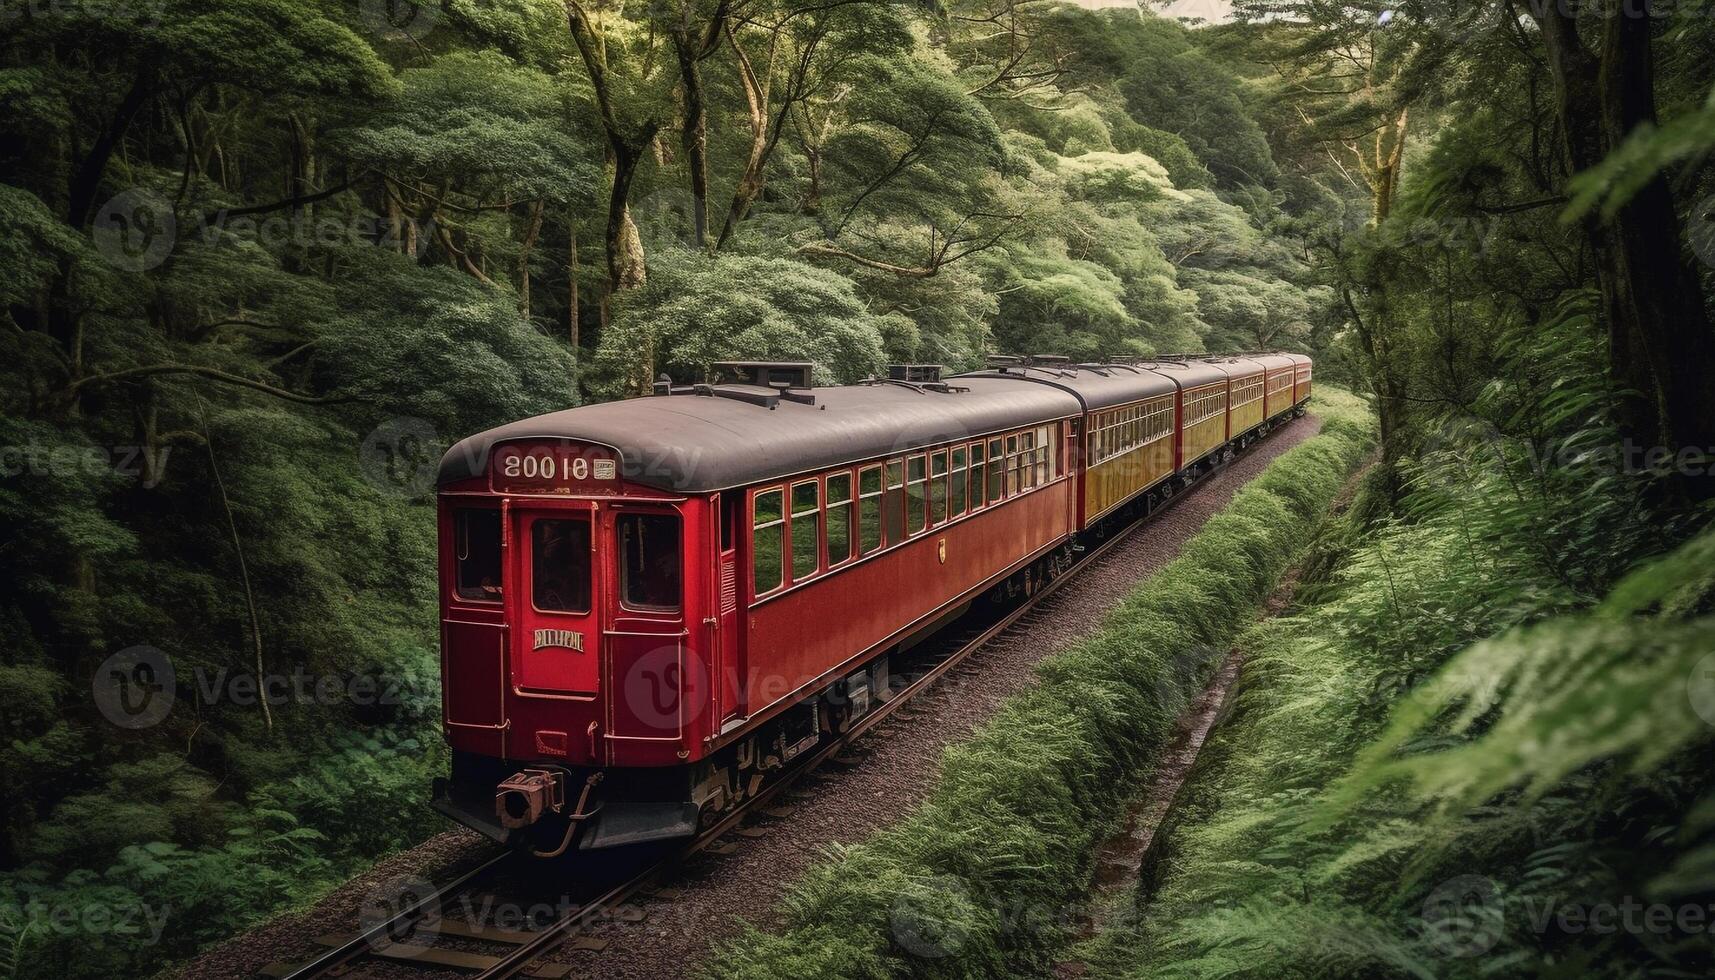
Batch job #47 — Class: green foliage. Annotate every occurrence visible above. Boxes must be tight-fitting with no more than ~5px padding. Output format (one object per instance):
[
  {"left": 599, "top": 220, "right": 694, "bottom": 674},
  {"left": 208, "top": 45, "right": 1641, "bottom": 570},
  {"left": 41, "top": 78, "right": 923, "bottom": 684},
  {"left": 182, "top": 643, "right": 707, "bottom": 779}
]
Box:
[
  {"left": 592, "top": 250, "right": 891, "bottom": 395},
  {"left": 0, "top": 0, "right": 1326, "bottom": 972},
  {"left": 1095, "top": 326, "right": 1715, "bottom": 980},
  {"left": 703, "top": 389, "right": 1376, "bottom": 979}
]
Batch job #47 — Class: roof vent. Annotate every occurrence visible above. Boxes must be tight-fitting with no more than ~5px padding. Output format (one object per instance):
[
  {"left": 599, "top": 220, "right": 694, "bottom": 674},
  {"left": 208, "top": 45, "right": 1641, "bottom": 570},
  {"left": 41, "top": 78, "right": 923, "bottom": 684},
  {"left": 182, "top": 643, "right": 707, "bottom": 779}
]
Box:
[
  {"left": 1030, "top": 354, "right": 1070, "bottom": 365},
  {"left": 888, "top": 364, "right": 943, "bottom": 383},
  {"left": 712, "top": 361, "right": 814, "bottom": 389}
]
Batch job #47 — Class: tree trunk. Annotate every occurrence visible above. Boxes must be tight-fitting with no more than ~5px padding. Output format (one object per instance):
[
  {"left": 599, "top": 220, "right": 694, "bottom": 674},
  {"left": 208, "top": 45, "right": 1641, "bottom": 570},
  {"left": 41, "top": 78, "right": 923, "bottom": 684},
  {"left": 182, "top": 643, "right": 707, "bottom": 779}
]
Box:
[
  {"left": 517, "top": 199, "right": 546, "bottom": 319},
  {"left": 608, "top": 145, "right": 648, "bottom": 290},
  {"left": 567, "top": 217, "right": 581, "bottom": 352},
  {"left": 1595, "top": 8, "right": 1715, "bottom": 474},
  {"left": 564, "top": 0, "right": 659, "bottom": 294},
  {"left": 67, "top": 70, "right": 155, "bottom": 229},
  {"left": 1535, "top": 2, "right": 1715, "bottom": 488},
  {"left": 672, "top": 23, "right": 711, "bottom": 246}
]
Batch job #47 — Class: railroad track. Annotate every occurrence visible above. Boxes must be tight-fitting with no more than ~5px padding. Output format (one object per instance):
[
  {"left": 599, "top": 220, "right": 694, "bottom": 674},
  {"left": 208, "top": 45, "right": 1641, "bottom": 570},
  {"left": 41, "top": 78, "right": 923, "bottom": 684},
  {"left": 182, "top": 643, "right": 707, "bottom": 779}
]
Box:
[{"left": 264, "top": 419, "right": 1300, "bottom": 980}]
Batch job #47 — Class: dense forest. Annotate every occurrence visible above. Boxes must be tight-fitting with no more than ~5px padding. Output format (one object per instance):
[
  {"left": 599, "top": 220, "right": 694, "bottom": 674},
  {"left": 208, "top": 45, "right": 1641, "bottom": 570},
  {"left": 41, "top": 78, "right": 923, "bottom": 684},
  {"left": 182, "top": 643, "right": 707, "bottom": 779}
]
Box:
[{"left": 2, "top": 0, "right": 1714, "bottom": 976}]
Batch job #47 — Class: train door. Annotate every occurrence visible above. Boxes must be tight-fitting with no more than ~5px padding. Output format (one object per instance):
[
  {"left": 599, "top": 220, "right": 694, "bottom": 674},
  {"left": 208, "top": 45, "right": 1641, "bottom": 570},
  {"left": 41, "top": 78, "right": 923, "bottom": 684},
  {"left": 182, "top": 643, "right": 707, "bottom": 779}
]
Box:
[
  {"left": 510, "top": 503, "right": 602, "bottom": 696},
  {"left": 602, "top": 506, "right": 691, "bottom": 760},
  {"left": 715, "top": 492, "right": 743, "bottom": 725}
]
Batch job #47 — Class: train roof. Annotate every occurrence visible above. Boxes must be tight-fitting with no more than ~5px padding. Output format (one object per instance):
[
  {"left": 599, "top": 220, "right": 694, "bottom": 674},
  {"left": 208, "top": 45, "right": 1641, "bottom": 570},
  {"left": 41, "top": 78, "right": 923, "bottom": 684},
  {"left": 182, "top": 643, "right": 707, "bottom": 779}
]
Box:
[
  {"left": 437, "top": 374, "right": 1083, "bottom": 493},
  {"left": 1197, "top": 355, "right": 1264, "bottom": 378},
  {"left": 953, "top": 364, "right": 1177, "bottom": 410},
  {"left": 1127, "top": 360, "right": 1231, "bottom": 389},
  {"left": 1247, "top": 353, "right": 1299, "bottom": 371}
]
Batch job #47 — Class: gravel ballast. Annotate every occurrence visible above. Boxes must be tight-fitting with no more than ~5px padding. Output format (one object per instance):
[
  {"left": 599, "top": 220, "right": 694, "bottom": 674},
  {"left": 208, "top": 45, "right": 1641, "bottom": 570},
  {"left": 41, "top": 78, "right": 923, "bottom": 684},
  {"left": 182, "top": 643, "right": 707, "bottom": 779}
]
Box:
[{"left": 176, "top": 415, "right": 1319, "bottom": 980}]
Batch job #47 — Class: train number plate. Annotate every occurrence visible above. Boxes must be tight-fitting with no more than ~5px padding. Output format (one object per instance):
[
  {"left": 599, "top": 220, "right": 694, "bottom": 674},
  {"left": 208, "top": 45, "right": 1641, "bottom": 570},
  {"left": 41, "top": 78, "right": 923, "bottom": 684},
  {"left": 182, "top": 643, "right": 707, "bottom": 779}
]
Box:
[{"left": 491, "top": 441, "right": 620, "bottom": 494}]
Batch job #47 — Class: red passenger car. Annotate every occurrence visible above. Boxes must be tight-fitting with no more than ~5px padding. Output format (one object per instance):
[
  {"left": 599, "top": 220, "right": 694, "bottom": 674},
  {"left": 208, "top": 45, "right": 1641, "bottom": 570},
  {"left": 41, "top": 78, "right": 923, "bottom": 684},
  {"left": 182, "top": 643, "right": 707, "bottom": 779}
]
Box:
[{"left": 432, "top": 355, "right": 1311, "bottom": 852}]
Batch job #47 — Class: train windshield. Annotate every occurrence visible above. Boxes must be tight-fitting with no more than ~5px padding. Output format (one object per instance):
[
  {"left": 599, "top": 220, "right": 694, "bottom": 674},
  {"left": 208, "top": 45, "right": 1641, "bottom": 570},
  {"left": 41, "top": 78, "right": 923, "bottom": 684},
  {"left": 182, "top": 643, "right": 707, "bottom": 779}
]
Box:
[
  {"left": 454, "top": 508, "right": 503, "bottom": 601},
  {"left": 619, "top": 513, "right": 681, "bottom": 612}
]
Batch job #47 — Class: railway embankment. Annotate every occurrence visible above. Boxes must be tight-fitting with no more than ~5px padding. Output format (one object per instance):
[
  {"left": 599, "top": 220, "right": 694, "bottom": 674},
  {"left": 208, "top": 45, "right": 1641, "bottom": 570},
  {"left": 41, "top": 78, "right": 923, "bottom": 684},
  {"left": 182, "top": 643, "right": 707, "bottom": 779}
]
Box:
[
  {"left": 700, "top": 387, "right": 1376, "bottom": 979},
  {"left": 1072, "top": 409, "right": 1715, "bottom": 978}
]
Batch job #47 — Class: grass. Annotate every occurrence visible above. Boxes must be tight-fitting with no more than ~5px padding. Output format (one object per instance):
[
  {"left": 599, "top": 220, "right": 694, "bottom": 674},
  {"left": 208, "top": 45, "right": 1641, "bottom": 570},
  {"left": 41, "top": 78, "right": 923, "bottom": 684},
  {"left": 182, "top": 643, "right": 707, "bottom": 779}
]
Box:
[
  {"left": 1080, "top": 393, "right": 1715, "bottom": 980},
  {"left": 701, "top": 387, "right": 1377, "bottom": 979}
]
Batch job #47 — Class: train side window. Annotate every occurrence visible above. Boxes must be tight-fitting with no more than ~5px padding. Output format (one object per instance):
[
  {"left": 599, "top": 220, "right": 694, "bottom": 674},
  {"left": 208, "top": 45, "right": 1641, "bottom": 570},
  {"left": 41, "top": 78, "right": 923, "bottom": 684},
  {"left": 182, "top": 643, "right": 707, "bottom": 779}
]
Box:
[
  {"left": 930, "top": 451, "right": 948, "bottom": 525},
  {"left": 968, "top": 442, "right": 985, "bottom": 510},
  {"left": 619, "top": 513, "right": 681, "bottom": 612},
  {"left": 454, "top": 508, "right": 503, "bottom": 601},
  {"left": 858, "top": 465, "right": 883, "bottom": 553},
  {"left": 884, "top": 460, "right": 905, "bottom": 545},
  {"left": 531, "top": 517, "right": 591, "bottom": 613},
  {"left": 826, "top": 472, "right": 853, "bottom": 567},
  {"left": 1006, "top": 435, "right": 1021, "bottom": 495},
  {"left": 950, "top": 447, "right": 968, "bottom": 517},
  {"left": 720, "top": 491, "right": 738, "bottom": 552},
  {"left": 791, "top": 480, "right": 820, "bottom": 583},
  {"left": 1036, "top": 426, "right": 1051, "bottom": 484},
  {"left": 1020, "top": 431, "right": 1036, "bottom": 490},
  {"left": 906, "top": 454, "right": 928, "bottom": 534},
  {"left": 987, "top": 438, "right": 1004, "bottom": 500},
  {"left": 753, "top": 488, "right": 785, "bottom": 596}
]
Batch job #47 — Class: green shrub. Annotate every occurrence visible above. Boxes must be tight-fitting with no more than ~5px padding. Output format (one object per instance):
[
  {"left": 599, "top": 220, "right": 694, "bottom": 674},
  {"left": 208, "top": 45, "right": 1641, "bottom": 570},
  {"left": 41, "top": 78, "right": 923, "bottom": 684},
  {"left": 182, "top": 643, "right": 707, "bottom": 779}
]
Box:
[{"left": 705, "top": 388, "right": 1376, "bottom": 978}]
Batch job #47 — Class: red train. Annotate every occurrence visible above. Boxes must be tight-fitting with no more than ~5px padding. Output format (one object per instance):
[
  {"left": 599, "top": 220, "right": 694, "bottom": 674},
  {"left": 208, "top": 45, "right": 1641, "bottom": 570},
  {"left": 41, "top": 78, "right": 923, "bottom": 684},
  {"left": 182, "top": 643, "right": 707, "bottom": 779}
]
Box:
[{"left": 432, "top": 353, "right": 1311, "bottom": 853}]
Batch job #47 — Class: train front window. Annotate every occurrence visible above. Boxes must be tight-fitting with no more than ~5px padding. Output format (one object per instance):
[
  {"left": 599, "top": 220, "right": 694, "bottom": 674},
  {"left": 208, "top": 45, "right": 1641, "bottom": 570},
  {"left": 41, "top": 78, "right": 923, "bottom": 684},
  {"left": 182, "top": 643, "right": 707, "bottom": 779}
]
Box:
[
  {"left": 454, "top": 508, "right": 502, "bottom": 601},
  {"left": 531, "top": 518, "right": 591, "bottom": 613},
  {"left": 619, "top": 513, "right": 681, "bottom": 612}
]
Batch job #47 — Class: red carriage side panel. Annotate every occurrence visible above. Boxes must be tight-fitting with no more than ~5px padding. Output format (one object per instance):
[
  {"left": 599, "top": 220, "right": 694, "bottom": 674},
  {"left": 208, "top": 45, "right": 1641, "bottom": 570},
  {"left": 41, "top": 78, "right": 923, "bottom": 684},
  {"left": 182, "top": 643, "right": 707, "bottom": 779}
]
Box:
[{"left": 741, "top": 480, "right": 1069, "bottom": 721}]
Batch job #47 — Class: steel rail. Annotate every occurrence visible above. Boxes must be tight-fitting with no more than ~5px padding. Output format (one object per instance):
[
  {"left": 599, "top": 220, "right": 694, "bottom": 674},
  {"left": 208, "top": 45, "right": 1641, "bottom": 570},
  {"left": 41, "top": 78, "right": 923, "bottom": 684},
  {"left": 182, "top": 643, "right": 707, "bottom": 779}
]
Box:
[
  {"left": 277, "top": 849, "right": 515, "bottom": 980},
  {"left": 270, "top": 416, "right": 1304, "bottom": 980},
  {"left": 469, "top": 415, "right": 1307, "bottom": 979}
]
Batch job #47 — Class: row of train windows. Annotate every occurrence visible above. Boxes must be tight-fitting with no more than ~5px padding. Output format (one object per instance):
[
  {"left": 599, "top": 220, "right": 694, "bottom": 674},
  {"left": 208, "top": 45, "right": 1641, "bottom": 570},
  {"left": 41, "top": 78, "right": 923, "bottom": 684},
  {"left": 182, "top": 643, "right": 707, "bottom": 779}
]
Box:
[
  {"left": 450, "top": 510, "right": 683, "bottom": 612},
  {"left": 1185, "top": 386, "right": 1226, "bottom": 427},
  {"left": 1231, "top": 375, "right": 1264, "bottom": 407},
  {"left": 1269, "top": 372, "right": 1295, "bottom": 392},
  {"left": 751, "top": 425, "right": 1058, "bottom": 597},
  {"left": 1090, "top": 397, "right": 1173, "bottom": 464}
]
